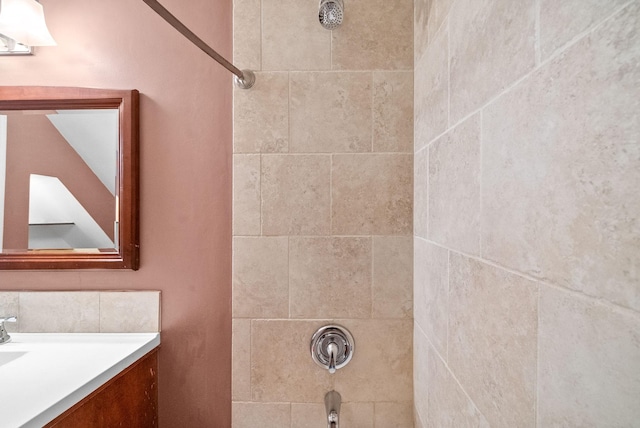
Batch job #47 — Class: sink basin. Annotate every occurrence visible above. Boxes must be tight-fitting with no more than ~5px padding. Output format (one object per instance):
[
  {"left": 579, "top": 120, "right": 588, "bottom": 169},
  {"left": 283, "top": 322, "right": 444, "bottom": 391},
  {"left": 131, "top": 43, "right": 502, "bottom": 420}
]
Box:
[{"left": 0, "top": 351, "right": 26, "bottom": 367}]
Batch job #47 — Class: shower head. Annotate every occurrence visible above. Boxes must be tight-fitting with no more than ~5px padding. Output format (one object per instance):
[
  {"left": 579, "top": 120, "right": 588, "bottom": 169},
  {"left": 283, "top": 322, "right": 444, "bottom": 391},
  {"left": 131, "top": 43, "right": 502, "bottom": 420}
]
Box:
[{"left": 318, "top": 0, "right": 344, "bottom": 30}]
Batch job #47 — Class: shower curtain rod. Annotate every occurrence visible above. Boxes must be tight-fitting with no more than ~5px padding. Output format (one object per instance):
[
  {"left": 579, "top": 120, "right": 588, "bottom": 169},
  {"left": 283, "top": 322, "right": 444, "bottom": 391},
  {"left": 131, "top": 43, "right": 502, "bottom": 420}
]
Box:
[{"left": 142, "top": 0, "right": 256, "bottom": 89}]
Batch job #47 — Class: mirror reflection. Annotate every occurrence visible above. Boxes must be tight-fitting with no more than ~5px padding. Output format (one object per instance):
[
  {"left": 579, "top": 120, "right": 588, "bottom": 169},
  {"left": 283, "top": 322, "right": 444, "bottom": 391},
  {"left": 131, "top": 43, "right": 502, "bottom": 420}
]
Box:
[{"left": 0, "top": 108, "right": 118, "bottom": 252}]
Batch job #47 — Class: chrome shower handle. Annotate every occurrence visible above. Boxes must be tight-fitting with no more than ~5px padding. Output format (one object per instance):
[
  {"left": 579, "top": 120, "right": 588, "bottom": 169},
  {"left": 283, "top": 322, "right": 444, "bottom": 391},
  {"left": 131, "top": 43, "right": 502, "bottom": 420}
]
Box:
[
  {"left": 310, "top": 325, "right": 354, "bottom": 374},
  {"left": 327, "top": 342, "right": 338, "bottom": 374}
]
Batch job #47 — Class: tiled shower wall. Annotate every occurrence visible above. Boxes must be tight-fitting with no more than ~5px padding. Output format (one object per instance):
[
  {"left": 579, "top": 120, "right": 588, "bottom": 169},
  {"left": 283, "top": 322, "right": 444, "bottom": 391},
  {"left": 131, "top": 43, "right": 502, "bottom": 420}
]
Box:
[
  {"left": 232, "top": 0, "right": 414, "bottom": 426},
  {"left": 414, "top": 1, "right": 640, "bottom": 427}
]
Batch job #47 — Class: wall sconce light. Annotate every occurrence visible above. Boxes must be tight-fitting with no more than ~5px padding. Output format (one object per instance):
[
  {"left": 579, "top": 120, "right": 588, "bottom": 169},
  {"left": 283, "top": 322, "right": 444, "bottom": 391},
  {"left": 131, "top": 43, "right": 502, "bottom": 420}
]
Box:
[{"left": 0, "top": 0, "right": 56, "bottom": 55}]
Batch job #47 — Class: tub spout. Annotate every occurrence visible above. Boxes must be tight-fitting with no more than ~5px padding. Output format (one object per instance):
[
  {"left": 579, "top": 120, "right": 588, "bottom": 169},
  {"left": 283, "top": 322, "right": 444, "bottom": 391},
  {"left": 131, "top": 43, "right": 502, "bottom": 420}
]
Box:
[{"left": 325, "top": 390, "right": 341, "bottom": 428}]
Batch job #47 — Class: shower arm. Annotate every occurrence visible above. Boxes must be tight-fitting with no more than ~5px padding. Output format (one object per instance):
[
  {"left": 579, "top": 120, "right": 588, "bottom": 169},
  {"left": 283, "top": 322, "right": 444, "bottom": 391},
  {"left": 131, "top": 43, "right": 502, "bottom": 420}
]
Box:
[{"left": 142, "top": 0, "right": 256, "bottom": 89}]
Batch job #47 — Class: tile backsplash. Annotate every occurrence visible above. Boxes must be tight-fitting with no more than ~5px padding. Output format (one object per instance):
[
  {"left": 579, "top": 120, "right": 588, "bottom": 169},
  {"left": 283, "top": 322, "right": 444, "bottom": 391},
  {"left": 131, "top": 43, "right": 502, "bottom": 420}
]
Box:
[{"left": 0, "top": 291, "right": 160, "bottom": 333}]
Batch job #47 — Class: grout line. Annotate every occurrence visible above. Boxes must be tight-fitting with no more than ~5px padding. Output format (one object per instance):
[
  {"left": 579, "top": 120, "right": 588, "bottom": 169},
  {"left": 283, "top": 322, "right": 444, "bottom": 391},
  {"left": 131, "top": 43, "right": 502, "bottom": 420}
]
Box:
[
  {"left": 329, "top": 154, "right": 334, "bottom": 234},
  {"left": 430, "top": 328, "right": 490, "bottom": 425},
  {"left": 445, "top": 248, "right": 450, "bottom": 361},
  {"left": 248, "top": 319, "right": 253, "bottom": 400},
  {"left": 371, "top": 236, "right": 375, "bottom": 318},
  {"left": 426, "top": 145, "right": 430, "bottom": 239},
  {"left": 330, "top": 28, "right": 333, "bottom": 70},
  {"left": 234, "top": 316, "right": 413, "bottom": 322},
  {"left": 259, "top": 0, "right": 263, "bottom": 71},
  {"left": 256, "top": 151, "right": 412, "bottom": 156},
  {"left": 534, "top": 0, "right": 541, "bottom": 66},
  {"left": 478, "top": 109, "right": 483, "bottom": 258},
  {"left": 540, "top": 0, "right": 634, "bottom": 64},
  {"left": 446, "top": 13, "right": 451, "bottom": 129},
  {"left": 287, "top": 236, "right": 291, "bottom": 319},
  {"left": 422, "top": 0, "right": 633, "bottom": 151},
  {"left": 415, "top": 323, "right": 488, "bottom": 425},
  {"left": 535, "top": 284, "right": 541, "bottom": 428},
  {"left": 238, "top": 233, "right": 412, "bottom": 239},
  {"left": 415, "top": 143, "right": 428, "bottom": 157},
  {"left": 287, "top": 71, "right": 291, "bottom": 153},
  {"left": 259, "top": 153, "right": 263, "bottom": 236},
  {"left": 415, "top": 236, "right": 640, "bottom": 319},
  {"left": 371, "top": 71, "right": 375, "bottom": 153}
]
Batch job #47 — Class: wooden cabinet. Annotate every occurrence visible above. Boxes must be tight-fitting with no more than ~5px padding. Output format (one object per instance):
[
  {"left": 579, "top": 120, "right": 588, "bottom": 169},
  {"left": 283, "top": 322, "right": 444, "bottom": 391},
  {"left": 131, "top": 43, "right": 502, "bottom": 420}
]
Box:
[{"left": 45, "top": 349, "right": 158, "bottom": 428}]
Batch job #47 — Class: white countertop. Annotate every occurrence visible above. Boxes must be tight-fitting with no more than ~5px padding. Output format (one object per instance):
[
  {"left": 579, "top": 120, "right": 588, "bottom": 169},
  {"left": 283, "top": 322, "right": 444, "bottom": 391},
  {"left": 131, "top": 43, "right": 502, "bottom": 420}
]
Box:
[{"left": 0, "top": 332, "right": 160, "bottom": 428}]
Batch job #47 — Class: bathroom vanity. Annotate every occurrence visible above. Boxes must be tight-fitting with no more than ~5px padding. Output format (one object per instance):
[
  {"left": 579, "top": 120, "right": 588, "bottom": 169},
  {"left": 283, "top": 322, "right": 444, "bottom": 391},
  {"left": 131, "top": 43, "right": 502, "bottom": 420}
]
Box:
[{"left": 0, "top": 333, "right": 160, "bottom": 427}]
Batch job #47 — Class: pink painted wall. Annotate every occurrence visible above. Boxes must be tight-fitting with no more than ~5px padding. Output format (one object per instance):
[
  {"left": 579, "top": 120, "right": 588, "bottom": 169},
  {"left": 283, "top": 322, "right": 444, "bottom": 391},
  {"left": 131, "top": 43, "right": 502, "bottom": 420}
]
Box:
[{"left": 0, "top": 0, "right": 233, "bottom": 426}]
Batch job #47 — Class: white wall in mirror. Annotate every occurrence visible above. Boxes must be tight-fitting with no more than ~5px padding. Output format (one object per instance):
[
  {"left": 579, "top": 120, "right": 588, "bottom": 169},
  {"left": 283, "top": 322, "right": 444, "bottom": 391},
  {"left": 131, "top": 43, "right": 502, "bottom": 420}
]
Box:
[
  {"left": 47, "top": 109, "right": 118, "bottom": 195},
  {"left": 28, "top": 174, "right": 114, "bottom": 249}
]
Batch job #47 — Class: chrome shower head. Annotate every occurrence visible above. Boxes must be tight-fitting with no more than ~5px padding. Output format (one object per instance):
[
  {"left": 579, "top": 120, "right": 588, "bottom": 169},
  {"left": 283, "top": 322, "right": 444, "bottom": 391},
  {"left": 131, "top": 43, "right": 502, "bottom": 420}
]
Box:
[{"left": 319, "top": 0, "right": 344, "bottom": 30}]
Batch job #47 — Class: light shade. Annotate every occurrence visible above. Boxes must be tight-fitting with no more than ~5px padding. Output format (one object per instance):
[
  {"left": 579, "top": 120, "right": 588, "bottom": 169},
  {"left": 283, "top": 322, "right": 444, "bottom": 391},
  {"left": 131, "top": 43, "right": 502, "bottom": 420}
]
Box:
[{"left": 0, "top": 0, "right": 56, "bottom": 47}]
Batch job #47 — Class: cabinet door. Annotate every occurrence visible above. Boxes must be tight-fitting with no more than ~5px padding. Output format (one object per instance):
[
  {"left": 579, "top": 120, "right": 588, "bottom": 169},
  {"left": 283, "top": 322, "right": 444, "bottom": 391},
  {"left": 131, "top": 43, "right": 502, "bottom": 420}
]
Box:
[{"left": 46, "top": 349, "right": 158, "bottom": 428}]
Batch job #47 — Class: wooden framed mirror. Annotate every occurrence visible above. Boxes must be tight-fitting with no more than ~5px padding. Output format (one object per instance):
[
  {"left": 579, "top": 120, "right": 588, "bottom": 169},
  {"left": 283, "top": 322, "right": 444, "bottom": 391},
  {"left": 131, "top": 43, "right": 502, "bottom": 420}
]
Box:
[{"left": 0, "top": 87, "right": 139, "bottom": 270}]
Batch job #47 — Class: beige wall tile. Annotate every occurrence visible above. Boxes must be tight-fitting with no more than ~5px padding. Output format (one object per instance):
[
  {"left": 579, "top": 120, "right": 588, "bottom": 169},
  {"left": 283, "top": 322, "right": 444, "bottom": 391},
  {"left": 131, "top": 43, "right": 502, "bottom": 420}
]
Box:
[
  {"left": 290, "top": 237, "right": 371, "bottom": 319},
  {"left": 539, "top": 0, "right": 628, "bottom": 61},
  {"left": 234, "top": 72, "right": 289, "bottom": 153},
  {"left": 341, "top": 402, "right": 374, "bottom": 428},
  {"left": 332, "top": 154, "right": 412, "bottom": 235},
  {"left": 233, "top": 154, "right": 261, "bottom": 236},
  {"left": 448, "top": 255, "right": 538, "bottom": 427},
  {"left": 373, "top": 71, "right": 414, "bottom": 153},
  {"left": 428, "top": 114, "right": 480, "bottom": 255},
  {"left": 262, "top": 0, "right": 331, "bottom": 70},
  {"left": 233, "top": 0, "right": 261, "bottom": 70},
  {"left": 414, "top": 238, "right": 448, "bottom": 358},
  {"left": 414, "top": 24, "right": 448, "bottom": 150},
  {"left": 232, "top": 319, "right": 251, "bottom": 401},
  {"left": 449, "top": 0, "right": 536, "bottom": 122},
  {"left": 414, "top": 325, "right": 429, "bottom": 426},
  {"left": 332, "top": 0, "right": 413, "bottom": 70},
  {"left": 262, "top": 155, "right": 331, "bottom": 235},
  {"left": 334, "top": 319, "right": 413, "bottom": 402},
  {"left": 373, "top": 236, "right": 413, "bottom": 318},
  {"left": 251, "top": 320, "right": 332, "bottom": 402},
  {"left": 0, "top": 292, "right": 19, "bottom": 333},
  {"left": 19, "top": 292, "right": 100, "bottom": 333},
  {"left": 291, "top": 403, "right": 325, "bottom": 428},
  {"left": 291, "top": 402, "right": 375, "bottom": 428},
  {"left": 427, "top": 349, "right": 489, "bottom": 428},
  {"left": 538, "top": 286, "right": 640, "bottom": 427},
  {"left": 482, "top": 3, "right": 640, "bottom": 311},
  {"left": 290, "top": 72, "right": 372, "bottom": 153},
  {"left": 233, "top": 237, "right": 289, "bottom": 318},
  {"left": 99, "top": 291, "right": 160, "bottom": 333},
  {"left": 414, "top": 147, "right": 428, "bottom": 239},
  {"left": 232, "top": 402, "right": 290, "bottom": 428},
  {"left": 374, "top": 402, "right": 414, "bottom": 428}
]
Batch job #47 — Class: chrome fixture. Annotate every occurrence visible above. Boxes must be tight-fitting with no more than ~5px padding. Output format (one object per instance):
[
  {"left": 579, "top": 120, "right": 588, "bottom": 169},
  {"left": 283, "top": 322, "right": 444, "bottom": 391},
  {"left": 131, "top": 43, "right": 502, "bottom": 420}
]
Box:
[
  {"left": 311, "top": 325, "right": 354, "bottom": 373},
  {"left": 325, "top": 390, "right": 341, "bottom": 428},
  {"left": 0, "top": 316, "right": 17, "bottom": 344},
  {"left": 0, "top": 0, "right": 56, "bottom": 55},
  {"left": 318, "top": 0, "right": 344, "bottom": 30},
  {"left": 142, "top": 0, "right": 256, "bottom": 89}
]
